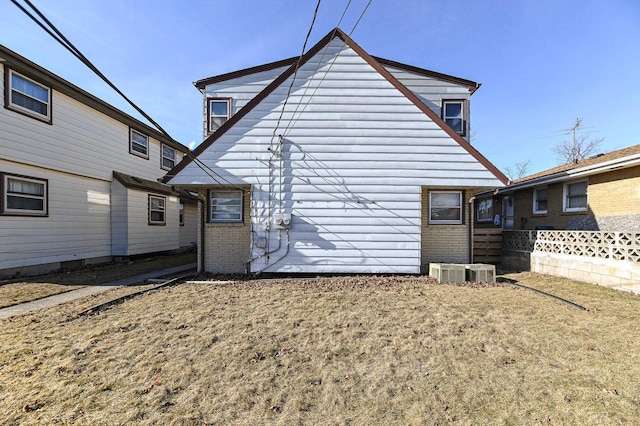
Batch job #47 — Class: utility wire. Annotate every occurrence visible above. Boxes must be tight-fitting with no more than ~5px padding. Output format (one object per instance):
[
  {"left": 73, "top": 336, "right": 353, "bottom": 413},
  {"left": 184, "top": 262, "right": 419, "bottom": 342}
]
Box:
[
  {"left": 282, "top": 0, "right": 373, "bottom": 138},
  {"left": 11, "top": 0, "right": 246, "bottom": 190}
]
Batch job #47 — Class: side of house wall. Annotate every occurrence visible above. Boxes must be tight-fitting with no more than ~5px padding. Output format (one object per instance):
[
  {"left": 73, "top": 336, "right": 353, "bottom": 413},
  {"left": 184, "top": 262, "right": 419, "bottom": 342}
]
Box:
[
  {"left": 201, "top": 189, "right": 250, "bottom": 273},
  {"left": 110, "top": 179, "right": 129, "bottom": 256},
  {"left": 125, "top": 190, "right": 181, "bottom": 256},
  {"left": 179, "top": 200, "right": 199, "bottom": 248},
  {"left": 588, "top": 165, "right": 640, "bottom": 232},
  {"left": 0, "top": 159, "right": 111, "bottom": 277}
]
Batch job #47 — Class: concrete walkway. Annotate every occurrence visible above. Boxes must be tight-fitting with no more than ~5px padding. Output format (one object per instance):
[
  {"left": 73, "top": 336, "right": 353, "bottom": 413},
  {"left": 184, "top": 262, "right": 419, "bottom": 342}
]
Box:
[{"left": 0, "top": 263, "right": 197, "bottom": 319}]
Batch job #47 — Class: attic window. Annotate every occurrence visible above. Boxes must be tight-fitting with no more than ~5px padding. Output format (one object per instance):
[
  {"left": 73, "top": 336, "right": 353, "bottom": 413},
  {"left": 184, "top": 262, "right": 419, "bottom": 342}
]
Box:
[
  {"left": 6, "top": 68, "right": 52, "bottom": 123},
  {"left": 442, "top": 100, "right": 466, "bottom": 136},
  {"left": 208, "top": 98, "right": 231, "bottom": 132}
]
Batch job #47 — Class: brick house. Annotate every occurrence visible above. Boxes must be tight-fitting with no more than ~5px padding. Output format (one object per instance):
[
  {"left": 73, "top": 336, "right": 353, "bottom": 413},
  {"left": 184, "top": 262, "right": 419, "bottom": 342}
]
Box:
[{"left": 474, "top": 144, "right": 640, "bottom": 232}]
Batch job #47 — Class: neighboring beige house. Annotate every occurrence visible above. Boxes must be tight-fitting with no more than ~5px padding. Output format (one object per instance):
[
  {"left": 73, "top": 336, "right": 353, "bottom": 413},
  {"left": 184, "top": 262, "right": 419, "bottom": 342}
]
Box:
[
  {"left": 478, "top": 144, "right": 640, "bottom": 232},
  {"left": 0, "top": 44, "right": 197, "bottom": 277},
  {"left": 165, "top": 28, "right": 507, "bottom": 274}
]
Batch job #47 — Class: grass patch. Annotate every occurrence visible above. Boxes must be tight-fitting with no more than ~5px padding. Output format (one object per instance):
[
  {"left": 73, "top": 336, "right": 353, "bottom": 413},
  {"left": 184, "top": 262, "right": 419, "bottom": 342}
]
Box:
[
  {"left": 0, "top": 273, "right": 638, "bottom": 424},
  {"left": 0, "top": 252, "right": 196, "bottom": 309}
]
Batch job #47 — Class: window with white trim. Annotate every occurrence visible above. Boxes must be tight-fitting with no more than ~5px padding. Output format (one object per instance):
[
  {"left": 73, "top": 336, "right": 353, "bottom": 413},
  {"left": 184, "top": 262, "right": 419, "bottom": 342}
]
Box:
[
  {"left": 476, "top": 197, "right": 493, "bottom": 222},
  {"left": 148, "top": 195, "right": 166, "bottom": 225},
  {"left": 161, "top": 144, "right": 176, "bottom": 170},
  {"left": 209, "top": 190, "right": 243, "bottom": 223},
  {"left": 6, "top": 69, "right": 51, "bottom": 122},
  {"left": 208, "top": 98, "right": 231, "bottom": 132},
  {"left": 533, "top": 188, "right": 548, "bottom": 214},
  {"left": 130, "top": 128, "right": 149, "bottom": 158},
  {"left": 442, "top": 100, "right": 465, "bottom": 135},
  {"left": 1, "top": 173, "right": 48, "bottom": 216},
  {"left": 429, "top": 191, "right": 463, "bottom": 224},
  {"left": 563, "top": 180, "right": 587, "bottom": 212}
]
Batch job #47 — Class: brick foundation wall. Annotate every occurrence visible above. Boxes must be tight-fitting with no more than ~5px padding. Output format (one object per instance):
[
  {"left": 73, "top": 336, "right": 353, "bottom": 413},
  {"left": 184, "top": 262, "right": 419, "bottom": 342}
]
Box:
[
  {"left": 200, "top": 189, "right": 251, "bottom": 274},
  {"left": 421, "top": 187, "right": 472, "bottom": 269}
]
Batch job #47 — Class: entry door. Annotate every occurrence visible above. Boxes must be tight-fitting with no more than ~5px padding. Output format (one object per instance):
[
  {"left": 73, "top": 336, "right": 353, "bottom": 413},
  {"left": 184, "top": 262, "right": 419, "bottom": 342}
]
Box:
[{"left": 502, "top": 195, "right": 514, "bottom": 229}]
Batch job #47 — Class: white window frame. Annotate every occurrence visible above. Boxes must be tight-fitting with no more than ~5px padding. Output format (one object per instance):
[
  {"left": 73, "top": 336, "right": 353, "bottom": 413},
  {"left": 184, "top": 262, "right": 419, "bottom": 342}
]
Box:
[
  {"left": 533, "top": 187, "right": 548, "bottom": 215},
  {"left": 442, "top": 99, "right": 466, "bottom": 136},
  {"left": 476, "top": 197, "right": 493, "bottom": 222},
  {"left": 6, "top": 68, "right": 52, "bottom": 122},
  {"left": 148, "top": 195, "right": 166, "bottom": 225},
  {"left": 130, "top": 128, "right": 149, "bottom": 159},
  {"left": 161, "top": 144, "right": 176, "bottom": 170},
  {"left": 209, "top": 190, "right": 243, "bottom": 223},
  {"left": 563, "top": 180, "right": 588, "bottom": 212},
  {"left": 429, "top": 191, "right": 463, "bottom": 224},
  {"left": 207, "top": 98, "right": 231, "bottom": 132},
  {"left": 1, "top": 173, "right": 48, "bottom": 216}
]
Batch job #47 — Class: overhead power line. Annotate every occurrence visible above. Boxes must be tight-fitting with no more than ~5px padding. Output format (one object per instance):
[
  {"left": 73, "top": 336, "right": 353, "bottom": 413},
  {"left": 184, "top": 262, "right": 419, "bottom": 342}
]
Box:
[{"left": 10, "top": 0, "right": 246, "bottom": 190}]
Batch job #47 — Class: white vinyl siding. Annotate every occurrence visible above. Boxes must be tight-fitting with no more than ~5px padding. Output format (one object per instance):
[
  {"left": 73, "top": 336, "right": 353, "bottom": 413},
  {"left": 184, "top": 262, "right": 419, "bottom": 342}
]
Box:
[
  {"left": 172, "top": 39, "right": 503, "bottom": 274},
  {"left": 0, "top": 161, "right": 111, "bottom": 270},
  {"left": 7, "top": 69, "right": 51, "bottom": 121},
  {"left": 179, "top": 201, "right": 198, "bottom": 248}
]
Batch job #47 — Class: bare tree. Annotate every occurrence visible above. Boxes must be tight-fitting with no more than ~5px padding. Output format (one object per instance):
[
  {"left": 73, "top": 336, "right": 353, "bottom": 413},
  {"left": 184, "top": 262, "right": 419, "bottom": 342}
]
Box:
[
  {"left": 505, "top": 159, "right": 531, "bottom": 181},
  {"left": 553, "top": 118, "right": 604, "bottom": 164}
]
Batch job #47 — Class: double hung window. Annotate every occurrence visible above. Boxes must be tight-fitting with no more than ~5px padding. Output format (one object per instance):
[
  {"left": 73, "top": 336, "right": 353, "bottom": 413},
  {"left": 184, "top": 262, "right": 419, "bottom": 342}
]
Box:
[
  {"left": 563, "top": 180, "right": 587, "bottom": 212},
  {"left": 442, "top": 100, "right": 465, "bottom": 135},
  {"left": 1, "top": 173, "right": 48, "bottom": 216},
  {"left": 149, "top": 195, "right": 166, "bottom": 225},
  {"left": 130, "top": 128, "right": 149, "bottom": 158},
  {"left": 208, "top": 98, "right": 231, "bottom": 132},
  {"left": 6, "top": 69, "right": 51, "bottom": 122}
]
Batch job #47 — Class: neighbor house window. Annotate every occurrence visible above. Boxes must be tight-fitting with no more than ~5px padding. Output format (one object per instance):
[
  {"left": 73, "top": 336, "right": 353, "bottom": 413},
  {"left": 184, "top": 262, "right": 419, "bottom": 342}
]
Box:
[
  {"left": 130, "top": 128, "right": 149, "bottom": 158},
  {"left": 161, "top": 144, "right": 176, "bottom": 170},
  {"left": 1, "top": 173, "right": 48, "bottom": 216},
  {"left": 208, "top": 98, "right": 231, "bottom": 132},
  {"left": 442, "top": 100, "right": 465, "bottom": 136},
  {"left": 429, "top": 191, "right": 463, "bottom": 224},
  {"left": 179, "top": 202, "right": 185, "bottom": 226},
  {"left": 209, "top": 190, "right": 243, "bottom": 223},
  {"left": 5, "top": 68, "right": 51, "bottom": 122},
  {"left": 563, "top": 180, "right": 587, "bottom": 212},
  {"left": 533, "top": 188, "right": 548, "bottom": 214},
  {"left": 476, "top": 198, "right": 493, "bottom": 222},
  {"left": 148, "top": 195, "right": 166, "bottom": 225}
]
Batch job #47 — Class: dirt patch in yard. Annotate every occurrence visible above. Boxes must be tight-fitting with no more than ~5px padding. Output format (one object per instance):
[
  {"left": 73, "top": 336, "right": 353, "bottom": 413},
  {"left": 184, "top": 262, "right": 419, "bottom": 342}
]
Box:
[
  {"left": 0, "top": 252, "right": 196, "bottom": 309},
  {"left": 0, "top": 272, "right": 638, "bottom": 425}
]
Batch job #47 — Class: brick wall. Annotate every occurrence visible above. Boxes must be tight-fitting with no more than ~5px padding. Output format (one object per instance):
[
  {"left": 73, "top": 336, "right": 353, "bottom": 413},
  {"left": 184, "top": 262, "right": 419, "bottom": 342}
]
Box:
[
  {"left": 589, "top": 165, "right": 640, "bottom": 216},
  {"left": 421, "top": 187, "right": 472, "bottom": 269},
  {"left": 200, "top": 188, "right": 251, "bottom": 274}
]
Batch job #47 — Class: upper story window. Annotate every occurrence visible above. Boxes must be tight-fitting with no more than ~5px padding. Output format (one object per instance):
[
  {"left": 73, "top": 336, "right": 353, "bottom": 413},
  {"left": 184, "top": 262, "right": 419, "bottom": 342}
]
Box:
[
  {"left": 476, "top": 197, "right": 493, "bottom": 222},
  {"left": 207, "top": 98, "right": 231, "bottom": 132},
  {"left": 5, "top": 68, "right": 52, "bottom": 123},
  {"left": 130, "top": 128, "right": 149, "bottom": 159},
  {"left": 161, "top": 144, "right": 176, "bottom": 170},
  {"left": 209, "top": 190, "right": 243, "bottom": 223},
  {"left": 442, "top": 99, "right": 466, "bottom": 136},
  {"left": 533, "top": 188, "right": 548, "bottom": 214},
  {"left": 148, "top": 195, "right": 166, "bottom": 225},
  {"left": 1, "top": 173, "right": 48, "bottom": 216},
  {"left": 429, "top": 191, "right": 463, "bottom": 224},
  {"left": 563, "top": 180, "right": 588, "bottom": 212}
]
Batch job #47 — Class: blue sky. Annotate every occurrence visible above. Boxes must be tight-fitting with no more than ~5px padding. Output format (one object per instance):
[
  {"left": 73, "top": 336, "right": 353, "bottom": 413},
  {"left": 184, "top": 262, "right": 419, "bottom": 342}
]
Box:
[{"left": 2, "top": 0, "right": 639, "bottom": 176}]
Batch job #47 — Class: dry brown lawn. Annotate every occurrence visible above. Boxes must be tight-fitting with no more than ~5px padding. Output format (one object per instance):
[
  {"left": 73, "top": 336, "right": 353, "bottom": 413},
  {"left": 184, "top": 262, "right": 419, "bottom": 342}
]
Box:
[
  {"left": 0, "top": 272, "right": 638, "bottom": 425},
  {"left": 0, "top": 253, "right": 196, "bottom": 309}
]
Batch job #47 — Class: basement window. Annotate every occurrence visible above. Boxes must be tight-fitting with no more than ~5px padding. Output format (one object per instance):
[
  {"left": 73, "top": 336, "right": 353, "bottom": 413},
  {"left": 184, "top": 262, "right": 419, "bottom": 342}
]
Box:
[
  {"left": 209, "top": 190, "right": 243, "bottom": 223},
  {"left": 429, "top": 191, "right": 463, "bottom": 224},
  {"left": 1, "top": 173, "right": 48, "bottom": 216}
]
